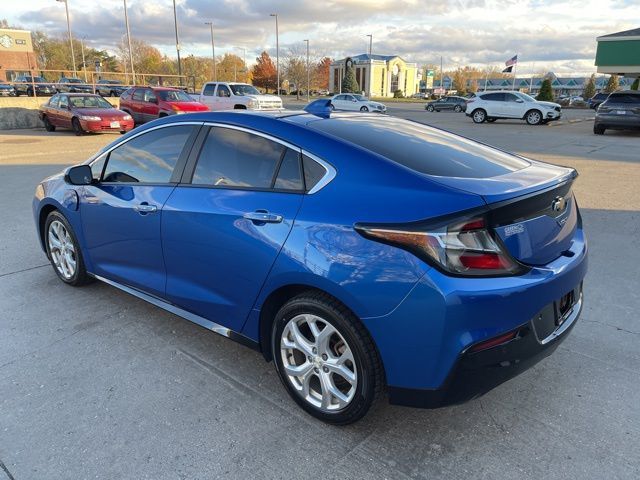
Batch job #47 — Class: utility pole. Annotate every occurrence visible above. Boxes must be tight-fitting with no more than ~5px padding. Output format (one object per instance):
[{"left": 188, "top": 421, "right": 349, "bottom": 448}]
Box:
[
  {"left": 205, "top": 22, "right": 216, "bottom": 81},
  {"left": 304, "top": 39, "right": 309, "bottom": 102},
  {"left": 123, "top": 0, "right": 135, "bottom": 85},
  {"left": 366, "top": 34, "right": 372, "bottom": 55},
  {"left": 270, "top": 13, "right": 279, "bottom": 94},
  {"left": 440, "top": 56, "right": 443, "bottom": 97},
  {"left": 56, "top": 0, "right": 77, "bottom": 75},
  {"left": 172, "top": 0, "right": 182, "bottom": 84}
]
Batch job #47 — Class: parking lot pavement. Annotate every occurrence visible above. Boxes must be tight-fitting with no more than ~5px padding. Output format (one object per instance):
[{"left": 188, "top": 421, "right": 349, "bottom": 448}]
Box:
[{"left": 1, "top": 117, "right": 639, "bottom": 479}]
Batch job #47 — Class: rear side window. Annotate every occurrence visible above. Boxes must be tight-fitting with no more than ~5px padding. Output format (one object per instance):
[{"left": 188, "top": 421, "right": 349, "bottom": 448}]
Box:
[
  {"left": 203, "top": 83, "right": 216, "bottom": 96},
  {"left": 192, "top": 127, "right": 285, "bottom": 188},
  {"left": 274, "top": 149, "right": 304, "bottom": 191},
  {"left": 303, "top": 155, "right": 327, "bottom": 191},
  {"left": 607, "top": 93, "right": 640, "bottom": 104},
  {"left": 308, "top": 116, "right": 529, "bottom": 179},
  {"left": 102, "top": 125, "right": 193, "bottom": 183},
  {"left": 482, "top": 93, "right": 505, "bottom": 101}
]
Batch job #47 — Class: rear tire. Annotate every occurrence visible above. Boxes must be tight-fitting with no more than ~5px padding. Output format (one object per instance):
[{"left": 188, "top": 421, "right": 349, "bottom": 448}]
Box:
[
  {"left": 472, "top": 109, "right": 487, "bottom": 123},
  {"left": 525, "top": 109, "right": 543, "bottom": 125},
  {"left": 594, "top": 124, "right": 605, "bottom": 135},
  {"left": 43, "top": 116, "right": 56, "bottom": 132},
  {"left": 72, "top": 117, "right": 84, "bottom": 136},
  {"left": 271, "top": 291, "right": 383, "bottom": 425},
  {"left": 44, "top": 211, "right": 92, "bottom": 286}
]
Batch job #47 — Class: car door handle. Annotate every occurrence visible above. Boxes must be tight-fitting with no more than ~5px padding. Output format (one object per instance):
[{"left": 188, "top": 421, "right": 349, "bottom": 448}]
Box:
[
  {"left": 243, "top": 211, "right": 283, "bottom": 224},
  {"left": 133, "top": 203, "right": 157, "bottom": 214}
]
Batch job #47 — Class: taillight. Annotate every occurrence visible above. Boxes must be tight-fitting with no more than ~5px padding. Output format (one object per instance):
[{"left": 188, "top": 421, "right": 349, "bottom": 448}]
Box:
[{"left": 355, "top": 216, "right": 524, "bottom": 276}]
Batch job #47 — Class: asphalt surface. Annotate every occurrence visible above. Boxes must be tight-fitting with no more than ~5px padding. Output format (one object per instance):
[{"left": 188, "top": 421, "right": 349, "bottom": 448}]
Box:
[{"left": 0, "top": 105, "right": 639, "bottom": 480}]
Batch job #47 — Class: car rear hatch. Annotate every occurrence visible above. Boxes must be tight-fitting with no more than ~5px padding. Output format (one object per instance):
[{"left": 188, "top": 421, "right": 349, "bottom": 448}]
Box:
[{"left": 428, "top": 162, "right": 579, "bottom": 266}]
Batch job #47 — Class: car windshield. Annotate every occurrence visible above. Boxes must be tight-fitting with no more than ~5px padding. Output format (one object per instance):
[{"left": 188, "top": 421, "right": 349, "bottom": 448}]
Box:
[
  {"left": 65, "top": 78, "right": 82, "bottom": 83},
  {"left": 69, "top": 96, "right": 114, "bottom": 109},
  {"left": 229, "top": 84, "right": 260, "bottom": 95},
  {"left": 516, "top": 92, "right": 536, "bottom": 102},
  {"left": 353, "top": 94, "right": 367, "bottom": 101},
  {"left": 607, "top": 93, "right": 640, "bottom": 104},
  {"left": 25, "top": 76, "right": 46, "bottom": 82},
  {"left": 157, "top": 90, "right": 193, "bottom": 102}
]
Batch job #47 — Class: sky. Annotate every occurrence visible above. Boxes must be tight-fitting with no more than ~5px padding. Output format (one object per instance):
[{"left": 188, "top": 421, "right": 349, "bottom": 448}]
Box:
[{"left": 4, "top": 0, "right": 640, "bottom": 75}]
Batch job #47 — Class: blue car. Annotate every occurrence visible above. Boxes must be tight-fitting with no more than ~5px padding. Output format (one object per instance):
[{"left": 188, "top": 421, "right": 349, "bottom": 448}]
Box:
[{"left": 33, "top": 111, "right": 587, "bottom": 424}]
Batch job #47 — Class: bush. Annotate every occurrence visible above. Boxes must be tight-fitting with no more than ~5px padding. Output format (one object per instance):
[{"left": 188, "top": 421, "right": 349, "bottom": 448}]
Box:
[
  {"left": 393, "top": 89, "right": 404, "bottom": 98},
  {"left": 536, "top": 79, "right": 554, "bottom": 102},
  {"left": 631, "top": 78, "right": 639, "bottom": 91}
]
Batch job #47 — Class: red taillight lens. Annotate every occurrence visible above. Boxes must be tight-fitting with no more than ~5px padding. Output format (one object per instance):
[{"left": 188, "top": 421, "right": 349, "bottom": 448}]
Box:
[
  {"left": 468, "top": 330, "right": 518, "bottom": 353},
  {"left": 355, "top": 215, "right": 522, "bottom": 277}
]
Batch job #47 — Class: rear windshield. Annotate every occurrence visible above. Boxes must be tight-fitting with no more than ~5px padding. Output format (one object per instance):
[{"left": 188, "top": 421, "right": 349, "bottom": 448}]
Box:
[
  {"left": 607, "top": 93, "right": 640, "bottom": 104},
  {"left": 308, "top": 116, "right": 529, "bottom": 178}
]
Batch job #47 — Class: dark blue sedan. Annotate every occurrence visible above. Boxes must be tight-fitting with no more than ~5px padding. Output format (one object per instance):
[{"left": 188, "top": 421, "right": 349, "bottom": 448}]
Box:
[{"left": 33, "top": 110, "right": 587, "bottom": 424}]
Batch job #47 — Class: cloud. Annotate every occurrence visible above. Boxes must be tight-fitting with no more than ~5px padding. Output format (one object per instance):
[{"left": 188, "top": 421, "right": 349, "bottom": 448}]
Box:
[{"left": 13, "top": 0, "right": 640, "bottom": 74}]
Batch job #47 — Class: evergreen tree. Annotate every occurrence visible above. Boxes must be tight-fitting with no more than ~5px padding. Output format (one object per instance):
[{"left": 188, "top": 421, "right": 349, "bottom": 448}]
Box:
[
  {"left": 341, "top": 64, "right": 360, "bottom": 93},
  {"left": 582, "top": 74, "right": 596, "bottom": 100},
  {"left": 631, "top": 78, "right": 639, "bottom": 91},
  {"left": 536, "top": 79, "right": 554, "bottom": 102},
  {"left": 604, "top": 74, "right": 619, "bottom": 93}
]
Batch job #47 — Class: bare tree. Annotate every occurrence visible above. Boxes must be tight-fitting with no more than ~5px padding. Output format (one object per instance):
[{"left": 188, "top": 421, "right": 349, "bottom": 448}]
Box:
[{"left": 284, "top": 47, "right": 308, "bottom": 100}]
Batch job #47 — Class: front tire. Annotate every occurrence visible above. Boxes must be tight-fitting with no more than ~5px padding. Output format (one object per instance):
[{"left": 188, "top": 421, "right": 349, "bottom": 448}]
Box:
[
  {"left": 454, "top": 105, "right": 463, "bottom": 113},
  {"left": 426, "top": 104, "right": 434, "bottom": 112},
  {"left": 271, "top": 292, "right": 383, "bottom": 425},
  {"left": 472, "top": 109, "right": 487, "bottom": 123},
  {"left": 44, "top": 211, "right": 91, "bottom": 286},
  {"left": 72, "top": 117, "right": 84, "bottom": 136},
  {"left": 525, "top": 109, "right": 543, "bottom": 125},
  {"left": 360, "top": 106, "right": 369, "bottom": 112},
  {"left": 594, "top": 124, "right": 606, "bottom": 135}
]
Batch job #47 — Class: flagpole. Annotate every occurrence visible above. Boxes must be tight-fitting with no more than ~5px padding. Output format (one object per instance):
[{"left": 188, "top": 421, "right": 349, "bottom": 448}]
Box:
[
  {"left": 512, "top": 54, "right": 518, "bottom": 90},
  {"left": 529, "top": 62, "right": 535, "bottom": 92}
]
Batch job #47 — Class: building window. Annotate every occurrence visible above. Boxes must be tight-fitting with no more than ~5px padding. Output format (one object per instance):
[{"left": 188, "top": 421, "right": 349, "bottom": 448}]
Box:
[
  {"left": 391, "top": 72, "right": 399, "bottom": 93},
  {"left": 361, "top": 67, "right": 366, "bottom": 93},
  {"left": 381, "top": 69, "right": 385, "bottom": 96}
]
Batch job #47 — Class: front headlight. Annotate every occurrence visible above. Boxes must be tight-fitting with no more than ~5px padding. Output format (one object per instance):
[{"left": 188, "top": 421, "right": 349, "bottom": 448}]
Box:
[
  {"left": 171, "top": 104, "right": 181, "bottom": 112},
  {"left": 122, "top": 114, "right": 132, "bottom": 121},
  {"left": 80, "top": 115, "right": 101, "bottom": 121},
  {"left": 247, "top": 99, "right": 257, "bottom": 108}
]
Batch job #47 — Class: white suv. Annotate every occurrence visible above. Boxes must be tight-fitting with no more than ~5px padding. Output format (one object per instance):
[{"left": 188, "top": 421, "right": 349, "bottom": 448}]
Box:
[
  {"left": 465, "top": 91, "right": 562, "bottom": 125},
  {"left": 197, "top": 82, "right": 283, "bottom": 111}
]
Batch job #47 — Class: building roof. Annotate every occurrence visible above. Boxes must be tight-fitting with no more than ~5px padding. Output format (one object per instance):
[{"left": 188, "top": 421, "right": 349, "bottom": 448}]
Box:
[
  {"left": 597, "top": 27, "right": 640, "bottom": 40},
  {"left": 350, "top": 53, "right": 399, "bottom": 62},
  {"left": 431, "top": 73, "right": 635, "bottom": 90}
]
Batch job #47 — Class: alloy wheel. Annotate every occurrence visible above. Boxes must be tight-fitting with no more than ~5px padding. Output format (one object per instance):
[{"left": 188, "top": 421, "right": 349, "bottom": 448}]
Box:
[
  {"left": 47, "top": 220, "right": 76, "bottom": 279},
  {"left": 473, "top": 110, "right": 486, "bottom": 123},
  {"left": 280, "top": 314, "right": 357, "bottom": 412},
  {"left": 527, "top": 110, "right": 542, "bottom": 125}
]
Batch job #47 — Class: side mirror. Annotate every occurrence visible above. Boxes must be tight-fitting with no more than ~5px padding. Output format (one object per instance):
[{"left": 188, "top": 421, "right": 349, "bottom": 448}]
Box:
[{"left": 65, "top": 165, "right": 93, "bottom": 185}]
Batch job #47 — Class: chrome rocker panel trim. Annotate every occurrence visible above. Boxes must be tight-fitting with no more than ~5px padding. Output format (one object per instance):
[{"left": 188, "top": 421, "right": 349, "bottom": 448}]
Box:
[{"left": 91, "top": 273, "right": 259, "bottom": 350}]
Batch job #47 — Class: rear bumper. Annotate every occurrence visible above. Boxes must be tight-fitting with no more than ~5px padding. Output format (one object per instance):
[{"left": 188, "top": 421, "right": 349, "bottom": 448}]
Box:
[
  {"left": 594, "top": 114, "right": 640, "bottom": 129},
  {"left": 389, "top": 286, "right": 583, "bottom": 408}
]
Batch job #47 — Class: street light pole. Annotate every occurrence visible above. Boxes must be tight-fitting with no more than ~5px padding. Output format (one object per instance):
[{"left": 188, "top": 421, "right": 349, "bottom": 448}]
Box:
[
  {"left": 204, "top": 22, "right": 216, "bottom": 81},
  {"left": 56, "top": 0, "right": 77, "bottom": 75},
  {"left": 123, "top": 0, "right": 135, "bottom": 85},
  {"left": 270, "top": 13, "right": 279, "bottom": 94},
  {"left": 172, "top": 0, "right": 182, "bottom": 83},
  {"left": 80, "top": 36, "right": 87, "bottom": 82},
  {"left": 304, "top": 39, "right": 309, "bottom": 102},
  {"left": 366, "top": 34, "right": 372, "bottom": 55}
]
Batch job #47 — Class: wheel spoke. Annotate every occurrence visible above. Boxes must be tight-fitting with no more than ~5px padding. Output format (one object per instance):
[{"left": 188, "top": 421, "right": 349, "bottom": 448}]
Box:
[
  {"left": 288, "top": 321, "right": 314, "bottom": 356},
  {"left": 284, "top": 361, "right": 313, "bottom": 378},
  {"left": 325, "top": 361, "right": 356, "bottom": 386}
]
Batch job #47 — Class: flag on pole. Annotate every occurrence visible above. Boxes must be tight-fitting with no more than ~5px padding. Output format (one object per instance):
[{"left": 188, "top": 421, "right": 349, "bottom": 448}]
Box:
[
  {"left": 502, "top": 66, "right": 513, "bottom": 73},
  {"left": 505, "top": 55, "right": 518, "bottom": 67}
]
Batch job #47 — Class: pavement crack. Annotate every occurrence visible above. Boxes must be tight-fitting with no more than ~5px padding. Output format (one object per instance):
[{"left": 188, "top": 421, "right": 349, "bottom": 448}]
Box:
[
  {"left": 582, "top": 319, "right": 640, "bottom": 336},
  {"left": 0, "top": 458, "right": 16, "bottom": 480},
  {"left": 0, "top": 264, "right": 49, "bottom": 279}
]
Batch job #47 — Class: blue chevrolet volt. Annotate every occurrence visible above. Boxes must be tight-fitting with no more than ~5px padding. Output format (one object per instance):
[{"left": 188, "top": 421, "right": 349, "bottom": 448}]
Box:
[{"left": 33, "top": 110, "right": 587, "bottom": 424}]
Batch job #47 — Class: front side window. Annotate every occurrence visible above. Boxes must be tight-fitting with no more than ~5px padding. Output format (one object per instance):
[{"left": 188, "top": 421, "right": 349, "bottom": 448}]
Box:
[
  {"left": 59, "top": 96, "right": 69, "bottom": 109},
  {"left": 504, "top": 93, "right": 520, "bottom": 102},
  {"left": 102, "top": 125, "right": 193, "bottom": 183},
  {"left": 132, "top": 89, "right": 145, "bottom": 101},
  {"left": 49, "top": 95, "right": 60, "bottom": 108},
  {"left": 192, "top": 127, "right": 285, "bottom": 188},
  {"left": 143, "top": 89, "right": 157, "bottom": 103},
  {"left": 216, "top": 85, "right": 231, "bottom": 97}
]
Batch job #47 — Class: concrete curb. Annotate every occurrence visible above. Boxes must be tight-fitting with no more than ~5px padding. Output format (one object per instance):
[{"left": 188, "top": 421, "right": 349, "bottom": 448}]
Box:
[{"left": 548, "top": 116, "right": 595, "bottom": 127}]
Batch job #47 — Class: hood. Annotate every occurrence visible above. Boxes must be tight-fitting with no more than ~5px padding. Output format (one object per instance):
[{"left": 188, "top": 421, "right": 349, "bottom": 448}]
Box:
[
  {"left": 367, "top": 101, "right": 385, "bottom": 108},
  {"left": 166, "top": 101, "right": 209, "bottom": 111},
  {"left": 245, "top": 94, "right": 283, "bottom": 102},
  {"left": 74, "top": 107, "right": 127, "bottom": 117},
  {"left": 537, "top": 101, "right": 561, "bottom": 109}
]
